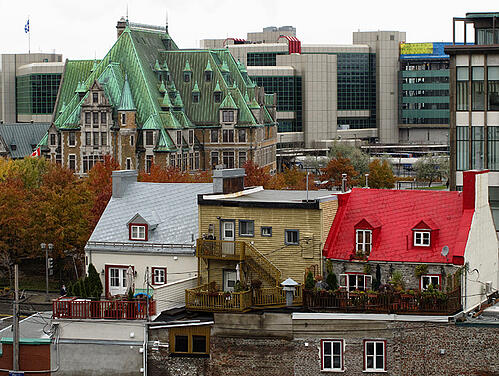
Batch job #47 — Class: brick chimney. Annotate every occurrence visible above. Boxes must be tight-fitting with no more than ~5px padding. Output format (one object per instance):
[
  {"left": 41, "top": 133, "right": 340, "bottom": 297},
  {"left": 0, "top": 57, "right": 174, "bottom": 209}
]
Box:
[
  {"left": 116, "top": 17, "right": 127, "bottom": 39},
  {"left": 212, "top": 167, "right": 246, "bottom": 194},
  {"left": 462, "top": 170, "right": 489, "bottom": 210},
  {"left": 112, "top": 170, "right": 138, "bottom": 198}
]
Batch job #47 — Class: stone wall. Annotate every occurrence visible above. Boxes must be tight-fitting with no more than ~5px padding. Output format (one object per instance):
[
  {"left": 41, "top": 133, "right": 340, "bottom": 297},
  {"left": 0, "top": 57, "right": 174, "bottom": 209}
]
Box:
[{"left": 148, "top": 314, "right": 499, "bottom": 376}]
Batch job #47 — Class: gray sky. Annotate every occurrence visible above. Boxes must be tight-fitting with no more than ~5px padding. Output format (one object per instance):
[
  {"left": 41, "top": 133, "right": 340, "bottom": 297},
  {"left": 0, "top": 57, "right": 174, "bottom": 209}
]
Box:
[{"left": 1, "top": 0, "right": 497, "bottom": 60}]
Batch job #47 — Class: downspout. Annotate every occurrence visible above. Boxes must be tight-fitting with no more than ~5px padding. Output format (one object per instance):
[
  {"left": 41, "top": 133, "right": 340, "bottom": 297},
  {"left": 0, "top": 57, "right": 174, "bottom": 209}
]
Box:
[{"left": 143, "top": 322, "right": 147, "bottom": 375}]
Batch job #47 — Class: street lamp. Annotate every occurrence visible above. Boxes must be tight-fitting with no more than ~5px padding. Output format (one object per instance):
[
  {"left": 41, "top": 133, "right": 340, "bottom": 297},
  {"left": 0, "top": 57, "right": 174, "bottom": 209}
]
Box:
[{"left": 40, "top": 243, "right": 53, "bottom": 301}]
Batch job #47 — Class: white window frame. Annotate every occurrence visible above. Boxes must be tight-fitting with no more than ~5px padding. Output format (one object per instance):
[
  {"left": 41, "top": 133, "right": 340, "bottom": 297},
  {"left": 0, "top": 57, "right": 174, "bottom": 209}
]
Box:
[
  {"left": 339, "top": 273, "right": 372, "bottom": 291},
  {"left": 321, "top": 339, "right": 344, "bottom": 372},
  {"left": 420, "top": 275, "right": 440, "bottom": 290},
  {"left": 364, "top": 340, "right": 386, "bottom": 372},
  {"left": 152, "top": 267, "right": 167, "bottom": 285},
  {"left": 356, "top": 229, "right": 372, "bottom": 255},
  {"left": 131, "top": 225, "right": 146, "bottom": 240},
  {"left": 68, "top": 131, "right": 76, "bottom": 147},
  {"left": 413, "top": 231, "right": 431, "bottom": 247}
]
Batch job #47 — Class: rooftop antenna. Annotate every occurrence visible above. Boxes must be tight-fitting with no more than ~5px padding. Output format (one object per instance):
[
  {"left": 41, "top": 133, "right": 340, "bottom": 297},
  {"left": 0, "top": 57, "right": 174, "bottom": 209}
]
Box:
[
  {"left": 126, "top": 4, "right": 129, "bottom": 23},
  {"left": 165, "top": 9, "right": 168, "bottom": 33}
]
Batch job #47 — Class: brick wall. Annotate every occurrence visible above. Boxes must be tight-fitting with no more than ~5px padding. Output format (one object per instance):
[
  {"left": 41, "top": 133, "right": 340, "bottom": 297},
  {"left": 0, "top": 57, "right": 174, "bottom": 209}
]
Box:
[{"left": 148, "top": 315, "right": 499, "bottom": 376}]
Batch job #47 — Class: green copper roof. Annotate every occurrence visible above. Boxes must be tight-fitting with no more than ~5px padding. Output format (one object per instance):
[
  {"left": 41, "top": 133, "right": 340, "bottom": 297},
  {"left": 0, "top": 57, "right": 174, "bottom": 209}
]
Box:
[
  {"left": 59, "top": 101, "right": 66, "bottom": 114},
  {"left": 162, "top": 60, "right": 169, "bottom": 71},
  {"left": 154, "top": 59, "right": 161, "bottom": 71},
  {"left": 183, "top": 59, "right": 192, "bottom": 72},
  {"left": 205, "top": 60, "right": 212, "bottom": 72},
  {"left": 161, "top": 92, "right": 172, "bottom": 108},
  {"left": 192, "top": 81, "right": 200, "bottom": 92},
  {"left": 214, "top": 80, "right": 221, "bottom": 92},
  {"left": 237, "top": 60, "right": 247, "bottom": 73},
  {"left": 173, "top": 92, "right": 184, "bottom": 108},
  {"left": 118, "top": 75, "right": 136, "bottom": 111},
  {"left": 158, "top": 80, "right": 166, "bottom": 93},
  {"left": 142, "top": 114, "right": 163, "bottom": 130},
  {"left": 159, "top": 111, "right": 182, "bottom": 129},
  {"left": 91, "top": 59, "right": 98, "bottom": 72},
  {"left": 220, "top": 91, "right": 237, "bottom": 109},
  {"left": 155, "top": 128, "right": 176, "bottom": 151},
  {"left": 249, "top": 98, "right": 260, "bottom": 109},
  {"left": 220, "top": 60, "right": 229, "bottom": 73}
]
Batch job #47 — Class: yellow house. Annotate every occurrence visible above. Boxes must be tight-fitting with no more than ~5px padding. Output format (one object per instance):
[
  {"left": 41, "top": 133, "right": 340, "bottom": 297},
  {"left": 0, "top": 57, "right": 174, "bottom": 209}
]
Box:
[{"left": 186, "top": 168, "right": 338, "bottom": 312}]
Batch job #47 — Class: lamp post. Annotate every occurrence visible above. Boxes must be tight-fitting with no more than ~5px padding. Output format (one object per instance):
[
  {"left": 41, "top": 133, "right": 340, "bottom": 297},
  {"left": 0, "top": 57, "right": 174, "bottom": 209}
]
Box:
[{"left": 41, "top": 243, "right": 53, "bottom": 301}]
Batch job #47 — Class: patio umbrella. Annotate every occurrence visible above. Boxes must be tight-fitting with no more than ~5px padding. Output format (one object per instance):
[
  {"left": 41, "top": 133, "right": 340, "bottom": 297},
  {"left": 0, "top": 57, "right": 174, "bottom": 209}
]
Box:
[{"left": 126, "top": 266, "right": 135, "bottom": 295}]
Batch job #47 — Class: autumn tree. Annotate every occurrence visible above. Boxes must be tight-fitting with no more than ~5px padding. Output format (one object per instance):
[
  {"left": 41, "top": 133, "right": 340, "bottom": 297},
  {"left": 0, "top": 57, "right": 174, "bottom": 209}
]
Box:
[
  {"left": 321, "top": 155, "right": 358, "bottom": 190},
  {"left": 85, "top": 155, "right": 120, "bottom": 228},
  {"left": 281, "top": 166, "right": 317, "bottom": 190},
  {"left": 368, "top": 159, "right": 395, "bottom": 189},
  {"left": 414, "top": 154, "right": 449, "bottom": 187},
  {"left": 138, "top": 163, "right": 191, "bottom": 183},
  {"left": 243, "top": 160, "right": 271, "bottom": 187},
  {"left": 329, "top": 142, "right": 370, "bottom": 176}
]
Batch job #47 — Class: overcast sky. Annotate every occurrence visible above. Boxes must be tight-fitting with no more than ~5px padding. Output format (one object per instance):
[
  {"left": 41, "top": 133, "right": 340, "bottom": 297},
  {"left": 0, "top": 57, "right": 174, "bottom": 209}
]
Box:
[{"left": 1, "top": 0, "right": 497, "bottom": 60}]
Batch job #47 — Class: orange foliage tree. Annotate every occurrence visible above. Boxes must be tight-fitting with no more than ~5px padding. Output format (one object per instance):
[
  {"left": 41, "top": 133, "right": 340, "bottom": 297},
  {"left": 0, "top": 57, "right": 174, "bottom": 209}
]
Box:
[{"left": 321, "top": 155, "right": 359, "bottom": 189}]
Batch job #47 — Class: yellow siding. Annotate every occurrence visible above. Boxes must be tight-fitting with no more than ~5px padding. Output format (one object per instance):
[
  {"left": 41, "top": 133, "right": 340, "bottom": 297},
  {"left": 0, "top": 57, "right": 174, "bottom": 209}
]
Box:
[
  {"left": 319, "top": 199, "right": 338, "bottom": 245},
  {"left": 198, "top": 205, "right": 329, "bottom": 283}
]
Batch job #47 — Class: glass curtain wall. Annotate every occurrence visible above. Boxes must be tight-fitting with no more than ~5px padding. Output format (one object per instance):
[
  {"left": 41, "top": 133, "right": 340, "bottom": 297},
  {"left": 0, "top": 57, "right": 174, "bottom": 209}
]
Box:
[
  {"left": 488, "top": 66, "right": 499, "bottom": 111},
  {"left": 472, "top": 67, "right": 484, "bottom": 111},
  {"left": 471, "top": 126, "right": 484, "bottom": 170},
  {"left": 456, "top": 126, "right": 469, "bottom": 171},
  {"left": 488, "top": 127, "right": 499, "bottom": 171}
]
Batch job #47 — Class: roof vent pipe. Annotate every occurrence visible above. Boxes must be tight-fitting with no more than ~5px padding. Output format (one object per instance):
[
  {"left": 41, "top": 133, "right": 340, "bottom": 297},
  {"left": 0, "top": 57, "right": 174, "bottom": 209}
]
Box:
[
  {"left": 341, "top": 173, "right": 347, "bottom": 193},
  {"left": 365, "top": 173, "right": 369, "bottom": 189}
]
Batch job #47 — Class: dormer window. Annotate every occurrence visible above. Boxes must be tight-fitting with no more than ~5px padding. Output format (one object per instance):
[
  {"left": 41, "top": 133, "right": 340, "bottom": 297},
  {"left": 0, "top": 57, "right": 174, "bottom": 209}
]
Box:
[
  {"left": 93, "top": 93, "right": 98, "bottom": 103},
  {"left": 130, "top": 225, "right": 147, "bottom": 241},
  {"left": 214, "top": 91, "right": 222, "bottom": 103},
  {"left": 414, "top": 231, "right": 431, "bottom": 247},
  {"left": 192, "top": 92, "right": 200, "bottom": 103},
  {"left": 222, "top": 111, "right": 234, "bottom": 123},
  {"left": 356, "top": 229, "right": 372, "bottom": 255},
  {"left": 184, "top": 72, "right": 191, "bottom": 83},
  {"left": 205, "top": 71, "right": 212, "bottom": 82}
]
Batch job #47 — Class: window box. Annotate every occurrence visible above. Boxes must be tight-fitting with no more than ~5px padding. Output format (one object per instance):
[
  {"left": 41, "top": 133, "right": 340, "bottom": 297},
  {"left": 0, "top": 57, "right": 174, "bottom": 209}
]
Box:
[{"left": 239, "top": 220, "right": 254, "bottom": 237}]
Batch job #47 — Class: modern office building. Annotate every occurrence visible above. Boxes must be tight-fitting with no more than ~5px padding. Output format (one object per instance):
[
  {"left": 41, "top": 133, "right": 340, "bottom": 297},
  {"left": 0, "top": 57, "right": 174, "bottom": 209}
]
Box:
[
  {"left": 0, "top": 53, "right": 64, "bottom": 123},
  {"left": 201, "top": 28, "right": 405, "bottom": 152},
  {"left": 42, "top": 19, "right": 277, "bottom": 175},
  {"left": 399, "top": 42, "right": 451, "bottom": 144},
  {"left": 446, "top": 12, "right": 499, "bottom": 226}
]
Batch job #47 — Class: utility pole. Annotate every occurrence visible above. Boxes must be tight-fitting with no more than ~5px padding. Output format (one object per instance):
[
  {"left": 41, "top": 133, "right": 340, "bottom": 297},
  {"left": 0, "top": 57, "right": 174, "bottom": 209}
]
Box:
[{"left": 13, "top": 264, "right": 19, "bottom": 371}]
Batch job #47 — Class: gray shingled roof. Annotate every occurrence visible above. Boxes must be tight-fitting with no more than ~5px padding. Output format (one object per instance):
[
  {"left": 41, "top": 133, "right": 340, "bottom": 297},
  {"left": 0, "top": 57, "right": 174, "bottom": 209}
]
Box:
[
  {"left": 214, "top": 189, "right": 338, "bottom": 203},
  {"left": 0, "top": 123, "right": 50, "bottom": 159},
  {"left": 86, "top": 182, "right": 212, "bottom": 254}
]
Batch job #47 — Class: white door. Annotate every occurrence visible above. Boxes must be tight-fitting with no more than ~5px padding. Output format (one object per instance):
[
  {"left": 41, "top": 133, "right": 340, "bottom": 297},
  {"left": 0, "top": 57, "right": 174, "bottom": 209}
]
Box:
[
  {"left": 223, "top": 270, "right": 237, "bottom": 292},
  {"left": 221, "top": 221, "right": 235, "bottom": 255},
  {"left": 108, "top": 267, "right": 127, "bottom": 295}
]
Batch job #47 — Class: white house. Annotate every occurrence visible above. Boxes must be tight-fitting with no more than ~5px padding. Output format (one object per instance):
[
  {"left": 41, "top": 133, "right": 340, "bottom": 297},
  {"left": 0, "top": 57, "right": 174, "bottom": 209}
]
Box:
[{"left": 85, "top": 170, "right": 212, "bottom": 298}]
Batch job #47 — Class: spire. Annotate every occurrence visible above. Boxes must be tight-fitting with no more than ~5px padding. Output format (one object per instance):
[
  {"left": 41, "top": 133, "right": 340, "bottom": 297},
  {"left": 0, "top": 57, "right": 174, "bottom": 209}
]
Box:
[
  {"left": 118, "top": 74, "right": 136, "bottom": 111},
  {"left": 220, "top": 60, "right": 229, "bottom": 73},
  {"left": 192, "top": 81, "right": 200, "bottom": 93},
  {"left": 159, "top": 80, "right": 167, "bottom": 93},
  {"left": 161, "top": 91, "right": 172, "bottom": 109},
  {"left": 91, "top": 59, "right": 98, "bottom": 72},
  {"left": 219, "top": 91, "right": 238, "bottom": 109},
  {"left": 162, "top": 60, "right": 169, "bottom": 71},
  {"left": 237, "top": 60, "right": 247, "bottom": 73},
  {"left": 244, "top": 92, "right": 250, "bottom": 103},
  {"left": 173, "top": 91, "right": 184, "bottom": 108},
  {"left": 154, "top": 59, "right": 161, "bottom": 71},
  {"left": 183, "top": 59, "right": 192, "bottom": 72},
  {"left": 214, "top": 80, "right": 221, "bottom": 92},
  {"left": 205, "top": 60, "right": 213, "bottom": 72},
  {"left": 59, "top": 101, "right": 66, "bottom": 114}
]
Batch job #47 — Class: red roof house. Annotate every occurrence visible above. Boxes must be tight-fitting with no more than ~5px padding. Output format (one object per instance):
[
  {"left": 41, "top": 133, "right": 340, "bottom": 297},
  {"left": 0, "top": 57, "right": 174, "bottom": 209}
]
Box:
[{"left": 322, "top": 170, "right": 498, "bottom": 312}]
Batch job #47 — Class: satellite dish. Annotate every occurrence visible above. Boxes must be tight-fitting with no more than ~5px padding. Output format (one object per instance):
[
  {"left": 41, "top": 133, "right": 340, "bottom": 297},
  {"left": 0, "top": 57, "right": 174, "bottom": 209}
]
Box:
[{"left": 441, "top": 246, "right": 449, "bottom": 257}]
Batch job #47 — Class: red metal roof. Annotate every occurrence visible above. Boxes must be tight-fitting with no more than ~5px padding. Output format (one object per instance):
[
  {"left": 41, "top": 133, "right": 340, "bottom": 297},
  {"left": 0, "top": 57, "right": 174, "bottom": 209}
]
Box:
[
  {"left": 323, "top": 188, "right": 474, "bottom": 265},
  {"left": 278, "top": 35, "right": 301, "bottom": 54}
]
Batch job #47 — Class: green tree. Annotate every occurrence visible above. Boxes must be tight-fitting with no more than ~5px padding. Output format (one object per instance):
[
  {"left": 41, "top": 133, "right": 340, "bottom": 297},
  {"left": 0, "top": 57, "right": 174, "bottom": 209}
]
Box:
[
  {"left": 329, "top": 142, "right": 370, "bottom": 176},
  {"left": 368, "top": 159, "right": 395, "bottom": 189},
  {"left": 305, "top": 271, "right": 315, "bottom": 290},
  {"left": 414, "top": 154, "right": 449, "bottom": 187},
  {"left": 87, "top": 263, "right": 103, "bottom": 299}
]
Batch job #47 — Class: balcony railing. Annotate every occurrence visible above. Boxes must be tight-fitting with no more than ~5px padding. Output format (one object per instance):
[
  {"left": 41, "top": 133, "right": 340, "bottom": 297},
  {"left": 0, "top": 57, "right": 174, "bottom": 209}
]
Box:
[
  {"left": 53, "top": 297, "right": 156, "bottom": 320},
  {"left": 197, "top": 239, "right": 246, "bottom": 261},
  {"left": 303, "top": 289, "right": 461, "bottom": 315},
  {"left": 185, "top": 283, "right": 302, "bottom": 312},
  {"left": 185, "top": 283, "right": 252, "bottom": 312}
]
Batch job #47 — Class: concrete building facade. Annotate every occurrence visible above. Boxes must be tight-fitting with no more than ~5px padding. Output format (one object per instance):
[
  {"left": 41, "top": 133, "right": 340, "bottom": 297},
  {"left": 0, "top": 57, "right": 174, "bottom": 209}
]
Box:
[
  {"left": 201, "top": 28, "right": 405, "bottom": 151},
  {"left": 0, "top": 53, "right": 63, "bottom": 123}
]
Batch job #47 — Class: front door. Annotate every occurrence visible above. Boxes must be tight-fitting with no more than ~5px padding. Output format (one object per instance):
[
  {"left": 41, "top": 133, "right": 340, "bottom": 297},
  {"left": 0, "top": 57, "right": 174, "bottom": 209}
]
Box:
[
  {"left": 223, "top": 269, "right": 237, "bottom": 292},
  {"left": 221, "top": 220, "right": 235, "bottom": 255},
  {"left": 108, "top": 267, "right": 128, "bottom": 296}
]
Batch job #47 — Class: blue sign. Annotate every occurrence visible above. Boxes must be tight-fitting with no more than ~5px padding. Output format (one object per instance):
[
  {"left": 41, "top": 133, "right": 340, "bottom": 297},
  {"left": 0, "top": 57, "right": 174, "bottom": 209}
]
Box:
[{"left": 10, "top": 372, "right": 25, "bottom": 376}]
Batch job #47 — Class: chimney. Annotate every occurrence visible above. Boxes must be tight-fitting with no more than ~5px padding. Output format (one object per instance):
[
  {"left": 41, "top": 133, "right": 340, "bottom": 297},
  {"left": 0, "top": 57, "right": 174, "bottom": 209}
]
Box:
[
  {"left": 341, "top": 173, "right": 347, "bottom": 192},
  {"left": 462, "top": 170, "right": 489, "bottom": 210},
  {"left": 212, "top": 167, "right": 246, "bottom": 194},
  {"left": 116, "top": 17, "right": 127, "bottom": 39},
  {"left": 112, "top": 170, "right": 138, "bottom": 198}
]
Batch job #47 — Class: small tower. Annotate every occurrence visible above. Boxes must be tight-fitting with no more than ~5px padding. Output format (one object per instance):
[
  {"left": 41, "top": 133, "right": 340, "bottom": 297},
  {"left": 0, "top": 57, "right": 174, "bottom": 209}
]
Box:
[{"left": 117, "top": 75, "right": 137, "bottom": 170}]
